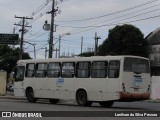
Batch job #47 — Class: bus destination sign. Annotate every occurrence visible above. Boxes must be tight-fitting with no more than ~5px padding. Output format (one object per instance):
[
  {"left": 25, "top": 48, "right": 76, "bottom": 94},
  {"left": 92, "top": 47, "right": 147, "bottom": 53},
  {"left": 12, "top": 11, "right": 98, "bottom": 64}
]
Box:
[{"left": 0, "top": 33, "right": 19, "bottom": 45}]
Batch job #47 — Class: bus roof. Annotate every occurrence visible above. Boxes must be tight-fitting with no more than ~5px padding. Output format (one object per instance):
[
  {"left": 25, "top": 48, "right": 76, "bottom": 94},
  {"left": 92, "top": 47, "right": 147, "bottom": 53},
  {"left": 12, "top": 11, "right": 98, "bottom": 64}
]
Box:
[{"left": 17, "top": 55, "right": 149, "bottom": 65}]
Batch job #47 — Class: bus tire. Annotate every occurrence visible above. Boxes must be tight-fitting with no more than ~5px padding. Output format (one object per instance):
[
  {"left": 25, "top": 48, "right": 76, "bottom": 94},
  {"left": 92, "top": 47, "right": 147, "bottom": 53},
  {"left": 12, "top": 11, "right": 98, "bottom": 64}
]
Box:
[
  {"left": 76, "top": 90, "right": 92, "bottom": 106},
  {"left": 26, "top": 88, "right": 37, "bottom": 103},
  {"left": 49, "top": 99, "right": 59, "bottom": 104},
  {"left": 99, "top": 101, "right": 114, "bottom": 108}
]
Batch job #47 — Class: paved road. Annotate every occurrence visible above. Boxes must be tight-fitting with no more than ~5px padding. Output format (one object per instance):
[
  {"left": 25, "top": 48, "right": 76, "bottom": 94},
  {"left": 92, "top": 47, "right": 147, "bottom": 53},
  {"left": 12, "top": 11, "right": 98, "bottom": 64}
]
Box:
[
  {"left": 0, "top": 98, "right": 160, "bottom": 111},
  {"left": 0, "top": 98, "right": 160, "bottom": 120}
]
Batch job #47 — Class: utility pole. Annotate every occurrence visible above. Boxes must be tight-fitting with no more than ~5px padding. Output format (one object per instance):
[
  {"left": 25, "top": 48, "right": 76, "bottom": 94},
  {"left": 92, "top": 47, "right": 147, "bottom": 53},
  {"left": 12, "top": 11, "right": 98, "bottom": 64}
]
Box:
[
  {"left": 58, "top": 35, "right": 61, "bottom": 58},
  {"left": 45, "top": 47, "right": 48, "bottom": 59},
  {"left": 48, "top": 0, "right": 58, "bottom": 58},
  {"left": 94, "top": 32, "right": 101, "bottom": 56},
  {"left": 81, "top": 36, "right": 83, "bottom": 54},
  {"left": 14, "top": 16, "right": 32, "bottom": 60}
]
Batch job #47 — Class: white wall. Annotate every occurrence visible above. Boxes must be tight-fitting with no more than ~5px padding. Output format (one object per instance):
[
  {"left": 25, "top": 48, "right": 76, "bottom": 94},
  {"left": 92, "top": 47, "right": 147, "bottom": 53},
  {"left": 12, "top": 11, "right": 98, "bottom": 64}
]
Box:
[
  {"left": 151, "top": 76, "right": 160, "bottom": 100},
  {"left": 0, "top": 71, "right": 7, "bottom": 95}
]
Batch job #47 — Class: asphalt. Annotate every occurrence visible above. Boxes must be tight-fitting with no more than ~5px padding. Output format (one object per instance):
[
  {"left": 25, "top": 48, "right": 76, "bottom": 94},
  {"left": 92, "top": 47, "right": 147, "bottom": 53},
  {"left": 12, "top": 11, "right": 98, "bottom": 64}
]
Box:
[{"left": 0, "top": 91, "right": 160, "bottom": 103}]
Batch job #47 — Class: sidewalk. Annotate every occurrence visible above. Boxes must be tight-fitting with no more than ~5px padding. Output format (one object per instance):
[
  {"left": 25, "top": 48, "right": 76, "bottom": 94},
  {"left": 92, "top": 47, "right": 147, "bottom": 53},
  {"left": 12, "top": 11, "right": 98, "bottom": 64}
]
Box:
[
  {"left": 0, "top": 91, "right": 26, "bottom": 100},
  {"left": 145, "top": 99, "right": 160, "bottom": 103}
]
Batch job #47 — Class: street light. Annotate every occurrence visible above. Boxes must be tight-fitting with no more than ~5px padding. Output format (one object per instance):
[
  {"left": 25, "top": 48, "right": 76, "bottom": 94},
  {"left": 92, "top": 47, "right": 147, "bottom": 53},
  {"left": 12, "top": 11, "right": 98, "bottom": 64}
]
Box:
[
  {"left": 59, "top": 32, "right": 71, "bottom": 58},
  {"left": 24, "top": 41, "right": 36, "bottom": 59}
]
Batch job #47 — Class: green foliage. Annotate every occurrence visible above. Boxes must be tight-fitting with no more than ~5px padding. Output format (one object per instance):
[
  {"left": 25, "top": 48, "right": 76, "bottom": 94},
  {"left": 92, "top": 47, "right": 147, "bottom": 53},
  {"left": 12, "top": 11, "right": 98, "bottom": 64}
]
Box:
[
  {"left": 78, "top": 52, "right": 94, "bottom": 57},
  {"left": 0, "top": 45, "right": 31, "bottom": 73},
  {"left": 98, "top": 24, "right": 148, "bottom": 57}
]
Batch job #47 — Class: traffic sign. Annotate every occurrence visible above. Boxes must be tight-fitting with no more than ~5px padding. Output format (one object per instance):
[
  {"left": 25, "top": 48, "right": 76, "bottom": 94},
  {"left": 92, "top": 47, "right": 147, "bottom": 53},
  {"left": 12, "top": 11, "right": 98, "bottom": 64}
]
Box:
[{"left": 0, "top": 33, "right": 19, "bottom": 45}]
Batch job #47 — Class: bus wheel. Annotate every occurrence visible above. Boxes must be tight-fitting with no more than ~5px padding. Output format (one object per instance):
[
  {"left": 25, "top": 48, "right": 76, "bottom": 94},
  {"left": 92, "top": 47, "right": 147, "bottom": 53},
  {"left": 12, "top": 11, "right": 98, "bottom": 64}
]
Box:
[
  {"left": 76, "top": 90, "right": 92, "bottom": 106},
  {"left": 99, "top": 101, "right": 114, "bottom": 108},
  {"left": 49, "top": 99, "right": 59, "bottom": 104},
  {"left": 26, "top": 88, "right": 37, "bottom": 103}
]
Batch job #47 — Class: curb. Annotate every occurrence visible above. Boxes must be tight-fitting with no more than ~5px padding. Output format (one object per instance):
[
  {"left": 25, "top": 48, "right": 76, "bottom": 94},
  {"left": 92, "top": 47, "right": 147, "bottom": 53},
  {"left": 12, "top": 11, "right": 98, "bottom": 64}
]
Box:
[
  {"left": 0, "top": 95, "right": 26, "bottom": 100},
  {"left": 145, "top": 100, "right": 160, "bottom": 103}
]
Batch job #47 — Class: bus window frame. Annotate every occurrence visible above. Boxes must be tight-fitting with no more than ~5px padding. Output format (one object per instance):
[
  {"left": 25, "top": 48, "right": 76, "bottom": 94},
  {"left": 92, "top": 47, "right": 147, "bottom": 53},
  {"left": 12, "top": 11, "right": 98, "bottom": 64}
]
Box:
[
  {"left": 108, "top": 60, "right": 120, "bottom": 78},
  {"left": 61, "top": 62, "right": 75, "bottom": 78},
  {"left": 35, "top": 63, "right": 47, "bottom": 78},
  {"left": 25, "top": 63, "right": 35, "bottom": 78},
  {"left": 123, "top": 58, "right": 150, "bottom": 73},
  {"left": 91, "top": 61, "right": 108, "bottom": 78},
  {"left": 47, "top": 62, "right": 61, "bottom": 78},
  {"left": 15, "top": 66, "right": 25, "bottom": 82},
  {"left": 76, "top": 61, "right": 91, "bottom": 78}
]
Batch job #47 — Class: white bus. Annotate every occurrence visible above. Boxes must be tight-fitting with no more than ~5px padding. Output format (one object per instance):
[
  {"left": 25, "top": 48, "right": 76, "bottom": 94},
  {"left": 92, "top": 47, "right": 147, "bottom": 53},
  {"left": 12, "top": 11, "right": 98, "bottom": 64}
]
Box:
[{"left": 14, "top": 56, "right": 151, "bottom": 107}]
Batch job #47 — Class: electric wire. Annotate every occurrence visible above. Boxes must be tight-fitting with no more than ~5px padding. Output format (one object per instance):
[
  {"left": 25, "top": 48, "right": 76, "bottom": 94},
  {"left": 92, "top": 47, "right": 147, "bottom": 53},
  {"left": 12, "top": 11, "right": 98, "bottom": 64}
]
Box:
[{"left": 56, "top": 0, "right": 159, "bottom": 22}]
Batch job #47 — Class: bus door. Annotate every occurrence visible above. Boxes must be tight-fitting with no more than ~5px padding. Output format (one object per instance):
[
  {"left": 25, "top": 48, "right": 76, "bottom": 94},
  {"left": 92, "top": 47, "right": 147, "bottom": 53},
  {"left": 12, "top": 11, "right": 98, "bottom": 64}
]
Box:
[
  {"left": 34, "top": 63, "right": 47, "bottom": 98},
  {"left": 55, "top": 62, "right": 75, "bottom": 100},
  {"left": 14, "top": 66, "right": 25, "bottom": 97},
  {"left": 122, "top": 58, "right": 150, "bottom": 94},
  {"left": 105, "top": 61, "right": 120, "bottom": 100}
]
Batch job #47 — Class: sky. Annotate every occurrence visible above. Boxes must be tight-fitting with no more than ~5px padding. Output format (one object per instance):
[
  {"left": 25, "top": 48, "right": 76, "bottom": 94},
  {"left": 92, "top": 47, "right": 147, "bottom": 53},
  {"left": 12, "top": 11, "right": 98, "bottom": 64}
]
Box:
[{"left": 0, "top": 0, "right": 160, "bottom": 59}]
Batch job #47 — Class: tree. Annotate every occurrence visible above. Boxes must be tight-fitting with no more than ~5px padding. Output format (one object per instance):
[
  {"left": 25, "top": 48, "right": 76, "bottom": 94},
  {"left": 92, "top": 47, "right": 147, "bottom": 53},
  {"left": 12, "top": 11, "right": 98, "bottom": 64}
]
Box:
[
  {"left": 78, "top": 52, "right": 94, "bottom": 57},
  {"left": 98, "top": 24, "right": 148, "bottom": 57},
  {"left": 0, "top": 45, "right": 31, "bottom": 74}
]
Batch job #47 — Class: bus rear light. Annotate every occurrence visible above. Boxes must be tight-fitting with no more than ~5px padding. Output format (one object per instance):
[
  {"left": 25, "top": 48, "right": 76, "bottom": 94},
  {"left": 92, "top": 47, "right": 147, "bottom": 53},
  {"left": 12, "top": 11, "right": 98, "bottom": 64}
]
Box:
[{"left": 122, "top": 83, "right": 126, "bottom": 92}]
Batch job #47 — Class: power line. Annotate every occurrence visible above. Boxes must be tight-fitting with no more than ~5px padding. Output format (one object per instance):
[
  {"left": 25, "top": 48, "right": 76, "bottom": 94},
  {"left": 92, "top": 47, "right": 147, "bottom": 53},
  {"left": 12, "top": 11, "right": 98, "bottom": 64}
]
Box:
[
  {"left": 14, "top": 0, "right": 51, "bottom": 32},
  {"left": 60, "top": 7, "right": 160, "bottom": 29},
  {"left": 70, "top": 14, "right": 160, "bottom": 35},
  {"left": 26, "top": 0, "right": 70, "bottom": 26},
  {"left": 56, "top": 0, "right": 159, "bottom": 23},
  {"left": 27, "top": 0, "right": 52, "bottom": 18},
  {"left": 59, "top": 3, "right": 160, "bottom": 28},
  {"left": 56, "top": 2, "right": 160, "bottom": 36}
]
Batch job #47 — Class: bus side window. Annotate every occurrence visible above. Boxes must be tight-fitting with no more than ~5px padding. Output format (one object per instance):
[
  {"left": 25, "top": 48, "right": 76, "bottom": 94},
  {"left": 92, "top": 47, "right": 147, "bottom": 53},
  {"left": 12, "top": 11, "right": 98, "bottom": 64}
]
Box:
[
  {"left": 15, "top": 66, "right": 25, "bottom": 81},
  {"left": 26, "top": 63, "right": 35, "bottom": 77},
  {"left": 62, "top": 62, "right": 75, "bottom": 78},
  {"left": 108, "top": 61, "right": 120, "bottom": 78},
  {"left": 91, "top": 61, "right": 108, "bottom": 78},
  {"left": 47, "top": 62, "right": 61, "bottom": 78},
  {"left": 76, "top": 62, "right": 90, "bottom": 78},
  {"left": 35, "top": 63, "right": 47, "bottom": 78}
]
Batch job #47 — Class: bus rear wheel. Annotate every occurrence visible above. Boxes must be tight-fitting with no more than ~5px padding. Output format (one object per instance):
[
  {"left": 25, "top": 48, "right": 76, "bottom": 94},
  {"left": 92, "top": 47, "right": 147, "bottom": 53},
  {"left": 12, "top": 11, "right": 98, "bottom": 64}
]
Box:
[
  {"left": 76, "top": 90, "right": 92, "bottom": 106},
  {"left": 99, "top": 101, "right": 114, "bottom": 108},
  {"left": 49, "top": 99, "right": 59, "bottom": 104},
  {"left": 26, "top": 88, "right": 37, "bottom": 103}
]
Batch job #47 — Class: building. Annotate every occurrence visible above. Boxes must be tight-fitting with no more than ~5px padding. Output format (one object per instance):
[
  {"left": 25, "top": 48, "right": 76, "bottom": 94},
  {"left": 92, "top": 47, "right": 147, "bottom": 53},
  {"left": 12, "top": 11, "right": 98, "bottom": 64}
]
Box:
[
  {"left": 146, "top": 28, "right": 160, "bottom": 76},
  {"left": 146, "top": 28, "right": 160, "bottom": 100}
]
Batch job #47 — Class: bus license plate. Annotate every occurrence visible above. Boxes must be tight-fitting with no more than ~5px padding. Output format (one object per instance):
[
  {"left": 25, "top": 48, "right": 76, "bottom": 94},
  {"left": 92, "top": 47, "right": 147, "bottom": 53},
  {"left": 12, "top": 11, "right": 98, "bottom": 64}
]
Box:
[{"left": 133, "top": 77, "right": 142, "bottom": 87}]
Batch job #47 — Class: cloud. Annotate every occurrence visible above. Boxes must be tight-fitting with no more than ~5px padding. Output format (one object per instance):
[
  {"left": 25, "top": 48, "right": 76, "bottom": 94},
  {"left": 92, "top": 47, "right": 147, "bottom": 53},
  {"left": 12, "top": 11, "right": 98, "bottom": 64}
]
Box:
[{"left": 1, "top": 0, "right": 160, "bottom": 58}]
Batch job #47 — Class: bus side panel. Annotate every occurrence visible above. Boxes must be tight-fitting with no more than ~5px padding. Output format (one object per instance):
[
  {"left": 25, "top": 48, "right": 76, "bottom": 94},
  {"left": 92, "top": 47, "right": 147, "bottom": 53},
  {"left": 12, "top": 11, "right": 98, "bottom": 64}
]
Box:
[
  {"left": 103, "top": 77, "right": 121, "bottom": 101},
  {"left": 26, "top": 78, "right": 46, "bottom": 98},
  {"left": 55, "top": 78, "right": 75, "bottom": 100},
  {"left": 45, "top": 78, "right": 56, "bottom": 98},
  {"left": 75, "top": 78, "right": 105, "bottom": 101}
]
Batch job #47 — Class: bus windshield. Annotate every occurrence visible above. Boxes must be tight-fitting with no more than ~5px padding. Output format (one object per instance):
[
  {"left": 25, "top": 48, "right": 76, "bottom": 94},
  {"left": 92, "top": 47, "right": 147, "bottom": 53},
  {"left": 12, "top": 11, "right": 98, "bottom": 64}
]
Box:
[{"left": 124, "top": 58, "right": 150, "bottom": 73}]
